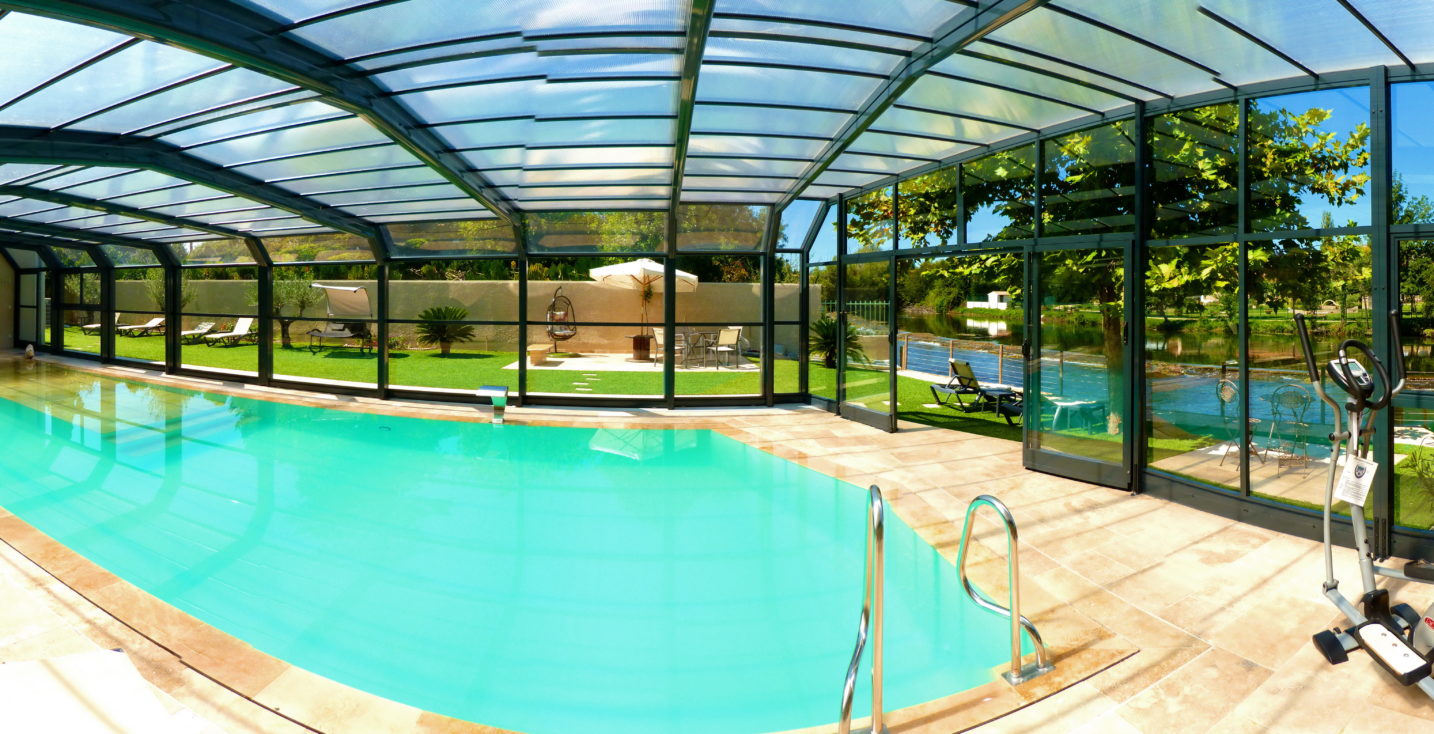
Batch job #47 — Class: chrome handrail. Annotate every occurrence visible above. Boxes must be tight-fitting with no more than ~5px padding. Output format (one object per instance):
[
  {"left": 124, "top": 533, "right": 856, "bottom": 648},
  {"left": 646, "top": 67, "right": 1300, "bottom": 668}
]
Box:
[
  {"left": 957, "top": 494, "right": 1053, "bottom": 685},
  {"left": 838, "top": 485, "right": 884, "bottom": 734}
]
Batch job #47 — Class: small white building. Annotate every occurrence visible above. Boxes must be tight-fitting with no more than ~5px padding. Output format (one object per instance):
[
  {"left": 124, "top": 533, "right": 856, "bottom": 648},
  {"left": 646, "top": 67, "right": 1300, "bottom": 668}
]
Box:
[{"left": 966, "top": 290, "right": 1011, "bottom": 310}]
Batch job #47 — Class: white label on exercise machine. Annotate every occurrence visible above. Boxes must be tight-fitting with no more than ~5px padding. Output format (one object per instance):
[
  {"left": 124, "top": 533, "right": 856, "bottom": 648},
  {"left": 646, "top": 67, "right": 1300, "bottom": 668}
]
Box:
[{"left": 1336, "top": 456, "right": 1378, "bottom": 506}]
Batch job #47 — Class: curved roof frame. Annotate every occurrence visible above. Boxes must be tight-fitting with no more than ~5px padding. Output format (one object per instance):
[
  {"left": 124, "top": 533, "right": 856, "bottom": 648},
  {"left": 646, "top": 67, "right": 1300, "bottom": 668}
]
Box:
[
  {"left": 0, "top": 0, "right": 517, "bottom": 224},
  {"left": 0, "top": 184, "right": 252, "bottom": 241},
  {"left": 0, "top": 125, "right": 379, "bottom": 240},
  {"left": 0, "top": 216, "right": 178, "bottom": 267}
]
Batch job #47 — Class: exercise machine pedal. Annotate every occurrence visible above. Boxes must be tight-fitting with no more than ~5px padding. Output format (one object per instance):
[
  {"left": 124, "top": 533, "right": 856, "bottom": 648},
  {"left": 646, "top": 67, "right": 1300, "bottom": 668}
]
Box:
[
  {"left": 1352, "top": 621, "right": 1431, "bottom": 686},
  {"left": 1313, "top": 629, "right": 1349, "bottom": 665},
  {"left": 1405, "top": 560, "right": 1434, "bottom": 582}
]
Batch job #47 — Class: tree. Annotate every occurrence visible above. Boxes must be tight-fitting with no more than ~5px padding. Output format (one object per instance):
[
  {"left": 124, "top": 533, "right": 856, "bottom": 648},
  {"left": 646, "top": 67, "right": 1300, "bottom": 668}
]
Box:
[
  {"left": 808, "top": 316, "right": 864, "bottom": 369},
  {"left": 142, "top": 268, "right": 194, "bottom": 311},
  {"left": 259, "top": 269, "right": 323, "bottom": 348}
]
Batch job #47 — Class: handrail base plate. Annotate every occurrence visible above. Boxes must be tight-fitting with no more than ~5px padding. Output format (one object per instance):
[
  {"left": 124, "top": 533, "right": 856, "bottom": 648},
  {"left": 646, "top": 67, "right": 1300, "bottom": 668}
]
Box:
[{"left": 1002, "top": 661, "right": 1056, "bottom": 687}]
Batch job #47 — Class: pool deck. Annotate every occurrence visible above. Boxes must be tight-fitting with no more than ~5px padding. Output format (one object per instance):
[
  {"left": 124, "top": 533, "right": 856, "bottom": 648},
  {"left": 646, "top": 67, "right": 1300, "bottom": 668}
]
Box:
[{"left": 1, "top": 353, "right": 1433, "bottom": 733}]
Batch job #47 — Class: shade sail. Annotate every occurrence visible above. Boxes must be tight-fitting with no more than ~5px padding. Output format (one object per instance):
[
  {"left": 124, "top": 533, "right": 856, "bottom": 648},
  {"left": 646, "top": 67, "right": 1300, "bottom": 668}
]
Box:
[{"left": 311, "top": 283, "right": 372, "bottom": 319}]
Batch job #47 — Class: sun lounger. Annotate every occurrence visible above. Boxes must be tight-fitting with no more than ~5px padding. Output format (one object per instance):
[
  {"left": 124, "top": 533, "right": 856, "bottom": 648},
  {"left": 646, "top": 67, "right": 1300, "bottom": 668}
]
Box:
[
  {"left": 930, "top": 358, "right": 1023, "bottom": 425},
  {"left": 80, "top": 314, "right": 118, "bottom": 336},
  {"left": 204, "top": 318, "right": 255, "bottom": 346},
  {"left": 180, "top": 321, "right": 216, "bottom": 344},
  {"left": 306, "top": 284, "right": 373, "bottom": 354},
  {"left": 116, "top": 317, "right": 165, "bottom": 337}
]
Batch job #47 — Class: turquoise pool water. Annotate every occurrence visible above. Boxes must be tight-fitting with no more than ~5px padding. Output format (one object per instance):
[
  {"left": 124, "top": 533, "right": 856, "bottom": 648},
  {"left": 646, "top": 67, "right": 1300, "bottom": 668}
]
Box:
[{"left": 0, "top": 361, "right": 1015, "bottom": 733}]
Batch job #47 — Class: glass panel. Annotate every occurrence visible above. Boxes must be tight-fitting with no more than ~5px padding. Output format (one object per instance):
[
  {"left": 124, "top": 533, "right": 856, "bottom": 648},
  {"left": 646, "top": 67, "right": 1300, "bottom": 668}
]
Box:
[
  {"left": 101, "top": 245, "right": 160, "bottom": 267},
  {"left": 774, "top": 253, "right": 800, "bottom": 321},
  {"left": 17, "top": 306, "right": 36, "bottom": 344},
  {"left": 5, "top": 247, "right": 41, "bottom": 269},
  {"left": 1395, "top": 238, "right": 1434, "bottom": 534},
  {"left": 0, "top": 15, "right": 127, "bottom": 112},
  {"left": 963, "top": 146, "right": 1035, "bottom": 242},
  {"left": 525, "top": 257, "right": 660, "bottom": 397},
  {"left": 170, "top": 238, "right": 257, "bottom": 266},
  {"left": 264, "top": 232, "right": 375, "bottom": 262},
  {"left": 845, "top": 186, "right": 894, "bottom": 253},
  {"left": 676, "top": 204, "right": 769, "bottom": 252},
  {"left": 673, "top": 325, "right": 763, "bottom": 397},
  {"left": 807, "top": 262, "right": 838, "bottom": 400},
  {"left": 673, "top": 254, "right": 761, "bottom": 323},
  {"left": 389, "top": 258, "right": 518, "bottom": 322},
  {"left": 1143, "top": 244, "right": 1241, "bottom": 492},
  {"left": 62, "top": 272, "right": 101, "bottom": 306},
  {"left": 1034, "top": 249, "right": 1125, "bottom": 464},
  {"left": 1041, "top": 120, "right": 1136, "bottom": 236},
  {"left": 386, "top": 219, "right": 518, "bottom": 257},
  {"left": 1248, "top": 236, "right": 1371, "bottom": 507},
  {"left": 62, "top": 308, "right": 102, "bottom": 354},
  {"left": 113, "top": 268, "right": 165, "bottom": 365},
  {"left": 524, "top": 211, "right": 666, "bottom": 253},
  {"left": 389, "top": 325, "right": 519, "bottom": 393},
  {"left": 181, "top": 267, "right": 260, "bottom": 375},
  {"left": 896, "top": 167, "right": 958, "bottom": 249},
  {"left": 897, "top": 252, "right": 1024, "bottom": 438},
  {"left": 1151, "top": 103, "right": 1240, "bottom": 239},
  {"left": 777, "top": 200, "right": 822, "bottom": 251},
  {"left": 1400, "top": 240, "right": 1434, "bottom": 392},
  {"left": 272, "top": 264, "right": 379, "bottom": 387},
  {"left": 1392, "top": 82, "right": 1434, "bottom": 225},
  {"left": 1248, "top": 88, "right": 1372, "bottom": 232},
  {"left": 53, "top": 246, "right": 98, "bottom": 269},
  {"left": 840, "top": 259, "right": 891, "bottom": 416},
  {"left": 18, "top": 273, "right": 36, "bottom": 307}
]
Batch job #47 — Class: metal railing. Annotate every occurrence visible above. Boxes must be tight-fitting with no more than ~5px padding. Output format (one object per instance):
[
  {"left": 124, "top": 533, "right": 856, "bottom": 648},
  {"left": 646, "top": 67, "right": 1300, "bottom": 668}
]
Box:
[
  {"left": 838, "top": 485, "right": 885, "bottom": 734},
  {"left": 957, "top": 494, "right": 1053, "bottom": 686}
]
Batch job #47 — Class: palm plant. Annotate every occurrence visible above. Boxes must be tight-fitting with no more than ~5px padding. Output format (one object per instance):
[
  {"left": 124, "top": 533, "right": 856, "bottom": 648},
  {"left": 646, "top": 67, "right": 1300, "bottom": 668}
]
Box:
[
  {"left": 808, "top": 315, "right": 865, "bottom": 369},
  {"left": 417, "top": 305, "right": 476, "bottom": 356}
]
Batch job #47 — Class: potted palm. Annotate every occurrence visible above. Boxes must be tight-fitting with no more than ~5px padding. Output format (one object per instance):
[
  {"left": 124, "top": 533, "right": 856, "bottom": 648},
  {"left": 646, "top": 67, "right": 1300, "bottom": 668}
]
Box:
[
  {"left": 808, "top": 316, "right": 866, "bottom": 369},
  {"left": 417, "top": 305, "right": 476, "bottom": 356}
]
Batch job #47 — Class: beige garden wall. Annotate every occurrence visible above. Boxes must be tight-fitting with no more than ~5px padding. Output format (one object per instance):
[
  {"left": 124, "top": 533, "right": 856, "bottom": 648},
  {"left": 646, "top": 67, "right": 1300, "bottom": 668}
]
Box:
[{"left": 114, "top": 279, "right": 817, "bottom": 356}]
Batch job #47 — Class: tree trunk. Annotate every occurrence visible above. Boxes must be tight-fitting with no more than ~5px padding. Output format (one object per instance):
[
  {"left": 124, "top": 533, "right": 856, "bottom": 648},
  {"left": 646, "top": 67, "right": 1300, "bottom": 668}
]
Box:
[
  {"left": 824, "top": 352, "right": 836, "bottom": 369},
  {"left": 279, "top": 319, "right": 294, "bottom": 348},
  {"left": 1100, "top": 288, "right": 1124, "bottom": 436},
  {"left": 440, "top": 341, "right": 452, "bottom": 356}
]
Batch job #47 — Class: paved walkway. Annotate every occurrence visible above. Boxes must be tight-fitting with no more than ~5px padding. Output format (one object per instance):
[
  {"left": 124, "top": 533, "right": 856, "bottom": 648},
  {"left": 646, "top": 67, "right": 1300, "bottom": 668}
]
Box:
[{"left": 1, "top": 356, "right": 1432, "bottom": 732}]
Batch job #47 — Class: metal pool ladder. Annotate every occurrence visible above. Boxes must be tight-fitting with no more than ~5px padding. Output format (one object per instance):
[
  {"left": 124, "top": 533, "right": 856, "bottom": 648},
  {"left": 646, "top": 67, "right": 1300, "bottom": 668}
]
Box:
[
  {"left": 838, "top": 485, "right": 885, "bottom": 734},
  {"left": 957, "top": 494, "right": 1054, "bottom": 686}
]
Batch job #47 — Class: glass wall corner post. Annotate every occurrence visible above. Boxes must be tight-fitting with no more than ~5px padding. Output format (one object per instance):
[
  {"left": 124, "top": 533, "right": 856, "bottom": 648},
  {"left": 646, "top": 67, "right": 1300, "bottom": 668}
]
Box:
[
  {"left": 664, "top": 209, "right": 678, "bottom": 410},
  {"left": 1369, "top": 67, "right": 1397, "bottom": 556},
  {"left": 887, "top": 185, "right": 900, "bottom": 433},
  {"left": 250, "top": 236, "right": 275, "bottom": 386},
  {"left": 92, "top": 248, "right": 115, "bottom": 362},
  {"left": 158, "top": 247, "right": 182, "bottom": 375},
  {"left": 516, "top": 225, "right": 528, "bottom": 407},
  {"left": 374, "top": 229, "right": 395, "bottom": 398},
  {"left": 1237, "top": 99, "right": 1252, "bottom": 497},
  {"left": 836, "top": 195, "right": 848, "bottom": 408},
  {"left": 44, "top": 250, "right": 61, "bottom": 353},
  {"left": 762, "top": 217, "right": 778, "bottom": 407},
  {"left": 1127, "top": 104, "right": 1150, "bottom": 495},
  {"left": 799, "top": 245, "right": 810, "bottom": 396}
]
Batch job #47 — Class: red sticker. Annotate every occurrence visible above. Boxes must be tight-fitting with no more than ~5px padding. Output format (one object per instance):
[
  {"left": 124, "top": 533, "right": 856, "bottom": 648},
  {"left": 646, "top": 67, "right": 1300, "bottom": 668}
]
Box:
[{"left": 1425, "top": 616, "right": 1434, "bottom": 630}]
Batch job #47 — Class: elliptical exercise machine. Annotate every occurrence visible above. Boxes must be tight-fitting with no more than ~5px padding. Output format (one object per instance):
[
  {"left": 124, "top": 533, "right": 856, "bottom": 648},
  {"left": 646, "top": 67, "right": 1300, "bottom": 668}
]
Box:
[{"left": 1295, "top": 310, "right": 1434, "bottom": 694}]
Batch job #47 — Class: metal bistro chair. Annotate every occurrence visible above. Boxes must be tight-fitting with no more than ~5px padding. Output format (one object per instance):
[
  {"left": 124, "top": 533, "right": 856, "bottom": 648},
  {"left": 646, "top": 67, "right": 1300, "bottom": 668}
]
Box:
[
  {"left": 652, "top": 329, "right": 691, "bottom": 367},
  {"left": 711, "top": 327, "right": 742, "bottom": 369},
  {"left": 1217, "top": 379, "right": 1266, "bottom": 467},
  {"left": 1267, "top": 383, "right": 1314, "bottom": 474}
]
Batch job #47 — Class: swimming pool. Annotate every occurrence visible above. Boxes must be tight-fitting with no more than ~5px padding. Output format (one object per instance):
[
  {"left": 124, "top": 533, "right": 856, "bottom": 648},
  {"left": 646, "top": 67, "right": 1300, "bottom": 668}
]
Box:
[{"left": 0, "top": 360, "right": 1017, "bottom": 733}]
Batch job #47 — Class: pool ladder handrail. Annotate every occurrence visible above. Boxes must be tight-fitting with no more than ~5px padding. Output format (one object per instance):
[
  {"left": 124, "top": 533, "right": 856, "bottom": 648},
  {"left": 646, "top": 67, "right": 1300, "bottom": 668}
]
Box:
[
  {"left": 957, "top": 494, "right": 1054, "bottom": 686},
  {"left": 838, "top": 485, "right": 885, "bottom": 734}
]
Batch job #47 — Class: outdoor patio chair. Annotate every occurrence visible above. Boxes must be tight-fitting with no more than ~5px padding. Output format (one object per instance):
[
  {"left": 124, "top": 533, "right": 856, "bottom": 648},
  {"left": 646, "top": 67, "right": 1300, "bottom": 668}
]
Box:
[
  {"left": 116, "top": 317, "right": 165, "bottom": 337},
  {"left": 204, "top": 318, "right": 255, "bottom": 347},
  {"left": 180, "top": 322, "right": 216, "bottom": 345},
  {"left": 653, "top": 329, "right": 691, "bottom": 367},
  {"left": 308, "top": 321, "right": 372, "bottom": 354},
  {"left": 307, "top": 284, "right": 373, "bottom": 354},
  {"left": 931, "top": 358, "right": 1022, "bottom": 425},
  {"left": 1267, "top": 383, "right": 1313, "bottom": 473},
  {"left": 80, "top": 313, "right": 118, "bottom": 336},
  {"left": 711, "top": 327, "right": 742, "bottom": 368}
]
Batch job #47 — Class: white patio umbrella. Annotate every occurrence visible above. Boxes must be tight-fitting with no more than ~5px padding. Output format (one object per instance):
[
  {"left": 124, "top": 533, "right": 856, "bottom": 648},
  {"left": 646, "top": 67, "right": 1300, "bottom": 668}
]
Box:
[{"left": 587, "top": 258, "right": 697, "bottom": 327}]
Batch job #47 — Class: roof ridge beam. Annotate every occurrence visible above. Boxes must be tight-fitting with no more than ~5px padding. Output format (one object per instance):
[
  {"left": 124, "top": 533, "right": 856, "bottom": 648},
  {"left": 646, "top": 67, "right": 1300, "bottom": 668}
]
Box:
[
  {"left": 0, "top": 184, "right": 251, "bottom": 240},
  {"left": 0, "top": 0, "right": 518, "bottom": 224},
  {"left": 0, "top": 125, "right": 376, "bottom": 239},
  {"left": 669, "top": 0, "right": 716, "bottom": 212},
  {"left": 775, "top": 0, "right": 1049, "bottom": 210}
]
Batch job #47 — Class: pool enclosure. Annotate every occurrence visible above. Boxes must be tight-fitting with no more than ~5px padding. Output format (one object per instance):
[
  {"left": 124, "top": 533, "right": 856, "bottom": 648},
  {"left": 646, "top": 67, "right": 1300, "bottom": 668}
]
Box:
[{"left": 4, "top": 1, "right": 1434, "bottom": 558}]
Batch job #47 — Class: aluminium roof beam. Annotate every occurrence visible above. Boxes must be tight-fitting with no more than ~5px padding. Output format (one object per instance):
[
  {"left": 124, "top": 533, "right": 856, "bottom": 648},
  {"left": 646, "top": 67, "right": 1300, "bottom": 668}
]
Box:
[
  {"left": 0, "top": 185, "right": 252, "bottom": 241},
  {"left": 0, "top": 0, "right": 519, "bottom": 225},
  {"left": 775, "top": 0, "right": 1050, "bottom": 210},
  {"left": 0, "top": 125, "right": 378, "bottom": 240},
  {"left": 670, "top": 0, "right": 715, "bottom": 213},
  {"left": 0, "top": 215, "right": 168, "bottom": 249}
]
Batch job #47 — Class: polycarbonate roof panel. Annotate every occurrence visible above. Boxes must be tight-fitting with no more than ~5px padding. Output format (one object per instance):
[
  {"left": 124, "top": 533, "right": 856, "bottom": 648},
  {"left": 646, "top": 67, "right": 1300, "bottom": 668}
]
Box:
[{"left": 0, "top": 0, "right": 1428, "bottom": 226}]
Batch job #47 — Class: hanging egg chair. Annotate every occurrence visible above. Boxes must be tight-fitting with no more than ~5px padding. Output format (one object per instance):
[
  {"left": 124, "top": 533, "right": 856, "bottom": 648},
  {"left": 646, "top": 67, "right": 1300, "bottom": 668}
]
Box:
[{"left": 547, "top": 286, "right": 578, "bottom": 346}]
